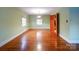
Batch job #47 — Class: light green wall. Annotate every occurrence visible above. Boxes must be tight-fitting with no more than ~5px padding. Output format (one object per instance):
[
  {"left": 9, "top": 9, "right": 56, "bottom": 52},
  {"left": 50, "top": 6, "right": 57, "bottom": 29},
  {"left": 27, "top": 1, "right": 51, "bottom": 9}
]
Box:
[
  {"left": 0, "top": 7, "right": 29, "bottom": 44},
  {"left": 59, "top": 7, "right": 79, "bottom": 43},
  {"left": 29, "top": 15, "right": 50, "bottom": 29},
  {"left": 69, "top": 8, "right": 79, "bottom": 43},
  {"left": 59, "top": 8, "right": 70, "bottom": 42}
]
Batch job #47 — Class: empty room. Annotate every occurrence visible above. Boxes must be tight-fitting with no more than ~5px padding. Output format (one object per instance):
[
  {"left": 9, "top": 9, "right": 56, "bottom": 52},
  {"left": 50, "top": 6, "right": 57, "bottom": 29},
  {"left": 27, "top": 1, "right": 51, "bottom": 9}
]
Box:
[{"left": 0, "top": 7, "right": 79, "bottom": 51}]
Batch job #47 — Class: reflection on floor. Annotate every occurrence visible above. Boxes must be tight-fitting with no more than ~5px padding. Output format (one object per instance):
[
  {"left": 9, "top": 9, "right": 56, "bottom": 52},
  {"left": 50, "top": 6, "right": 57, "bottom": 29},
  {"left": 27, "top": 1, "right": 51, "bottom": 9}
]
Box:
[{"left": 0, "top": 29, "right": 77, "bottom": 51}]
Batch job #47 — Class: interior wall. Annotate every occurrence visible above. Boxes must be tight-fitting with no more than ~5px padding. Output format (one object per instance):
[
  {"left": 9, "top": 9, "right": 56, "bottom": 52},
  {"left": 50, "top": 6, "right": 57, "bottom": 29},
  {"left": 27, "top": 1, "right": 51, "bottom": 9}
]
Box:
[
  {"left": 29, "top": 15, "right": 50, "bottom": 29},
  {"left": 59, "top": 7, "right": 70, "bottom": 43},
  {"left": 69, "top": 7, "right": 79, "bottom": 43},
  {"left": 59, "top": 7, "right": 79, "bottom": 43},
  {"left": 0, "top": 7, "right": 29, "bottom": 46}
]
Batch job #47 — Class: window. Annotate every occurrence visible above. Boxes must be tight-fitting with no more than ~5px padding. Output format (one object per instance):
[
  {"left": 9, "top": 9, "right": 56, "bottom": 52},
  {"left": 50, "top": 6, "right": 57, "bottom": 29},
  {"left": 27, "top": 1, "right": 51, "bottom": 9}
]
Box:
[
  {"left": 37, "top": 19, "right": 42, "bottom": 25},
  {"left": 22, "top": 17, "right": 26, "bottom": 27}
]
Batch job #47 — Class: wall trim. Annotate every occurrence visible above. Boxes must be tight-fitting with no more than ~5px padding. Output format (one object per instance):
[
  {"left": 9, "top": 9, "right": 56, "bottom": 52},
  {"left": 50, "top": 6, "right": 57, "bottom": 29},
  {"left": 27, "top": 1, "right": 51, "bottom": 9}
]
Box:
[
  {"left": 0, "top": 28, "right": 29, "bottom": 47},
  {"left": 59, "top": 34, "right": 77, "bottom": 49},
  {"left": 59, "top": 34, "right": 71, "bottom": 43}
]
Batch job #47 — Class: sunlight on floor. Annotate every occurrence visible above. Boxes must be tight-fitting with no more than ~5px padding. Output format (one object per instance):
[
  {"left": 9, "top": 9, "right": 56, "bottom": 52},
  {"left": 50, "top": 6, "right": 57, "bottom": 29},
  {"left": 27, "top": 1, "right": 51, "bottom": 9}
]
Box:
[
  {"left": 36, "top": 31, "right": 42, "bottom": 51},
  {"left": 21, "top": 35, "right": 27, "bottom": 50},
  {"left": 37, "top": 43, "right": 42, "bottom": 51}
]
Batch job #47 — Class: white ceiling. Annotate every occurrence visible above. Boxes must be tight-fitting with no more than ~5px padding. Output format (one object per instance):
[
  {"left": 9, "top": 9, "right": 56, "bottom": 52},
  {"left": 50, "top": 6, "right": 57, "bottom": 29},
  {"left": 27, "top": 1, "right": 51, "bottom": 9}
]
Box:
[{"left": 19, "top": 7, "right": 60, "bottom": 15}]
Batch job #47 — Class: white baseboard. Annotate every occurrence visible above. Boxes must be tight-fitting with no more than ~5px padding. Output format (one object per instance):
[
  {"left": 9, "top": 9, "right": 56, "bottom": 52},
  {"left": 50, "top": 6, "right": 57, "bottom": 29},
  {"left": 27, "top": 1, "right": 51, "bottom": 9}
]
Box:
[
  {"left": 59, "top": 34, "right": 71, "bottom": 43},
  {"left": 59, "top": 34, "right": 77, "bottom": 49},
  {"left": 0, "top": 28, "right": 29, "bottom": 47}
]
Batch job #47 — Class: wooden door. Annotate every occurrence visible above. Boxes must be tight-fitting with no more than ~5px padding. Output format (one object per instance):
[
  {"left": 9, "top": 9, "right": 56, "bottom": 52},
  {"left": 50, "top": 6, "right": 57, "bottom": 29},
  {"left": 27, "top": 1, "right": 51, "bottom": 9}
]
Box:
[
  {"left": 50, "top": 15, "right": 58, "bottom": 50},
  {"left": 50, "top": 15, "right": 58, "bottom": 35}
]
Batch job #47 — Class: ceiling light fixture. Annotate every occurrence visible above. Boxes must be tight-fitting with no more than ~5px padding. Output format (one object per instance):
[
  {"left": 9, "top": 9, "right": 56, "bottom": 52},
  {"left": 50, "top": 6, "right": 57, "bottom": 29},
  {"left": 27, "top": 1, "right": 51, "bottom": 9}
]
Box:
[
  {"left": 31, "top": 8, "right": 47, "bottom": 14},
  {"left": 37, "top": 15, "right": 41, "bottom": 18}
]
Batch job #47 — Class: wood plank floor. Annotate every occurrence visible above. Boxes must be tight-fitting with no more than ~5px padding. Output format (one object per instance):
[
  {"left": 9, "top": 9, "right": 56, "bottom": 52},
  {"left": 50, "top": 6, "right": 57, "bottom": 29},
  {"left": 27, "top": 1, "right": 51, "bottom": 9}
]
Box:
[{"left": 0, "top": 29, "right": 75, "bottom": 51}]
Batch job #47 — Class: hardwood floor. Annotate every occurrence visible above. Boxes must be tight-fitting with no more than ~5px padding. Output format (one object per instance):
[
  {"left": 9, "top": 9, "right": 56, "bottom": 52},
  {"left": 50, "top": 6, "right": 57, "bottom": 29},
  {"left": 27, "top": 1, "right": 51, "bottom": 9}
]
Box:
[{"left": 0, "top": 29, "right": 75, "bottom": 51}]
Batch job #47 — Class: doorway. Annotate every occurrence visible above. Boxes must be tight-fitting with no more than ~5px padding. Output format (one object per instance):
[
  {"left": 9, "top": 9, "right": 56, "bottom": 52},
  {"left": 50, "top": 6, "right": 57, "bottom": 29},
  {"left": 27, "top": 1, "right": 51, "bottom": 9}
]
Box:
[{"left": 50, "top": 13, "right": 60, "bottom": 50}]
